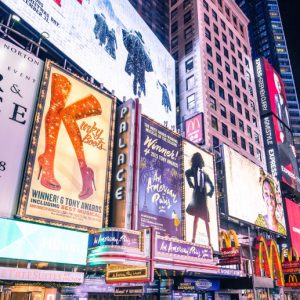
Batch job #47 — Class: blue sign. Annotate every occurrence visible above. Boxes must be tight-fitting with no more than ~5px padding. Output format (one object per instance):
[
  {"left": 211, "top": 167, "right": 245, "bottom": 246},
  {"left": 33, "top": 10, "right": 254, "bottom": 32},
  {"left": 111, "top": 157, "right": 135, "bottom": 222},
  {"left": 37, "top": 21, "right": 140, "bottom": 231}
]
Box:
[
  {"left": 0, "top": 218, "right": 88, "bottom": 265},
  {"left": 184, "top": 278, "right": 220, "bottom": 291}
]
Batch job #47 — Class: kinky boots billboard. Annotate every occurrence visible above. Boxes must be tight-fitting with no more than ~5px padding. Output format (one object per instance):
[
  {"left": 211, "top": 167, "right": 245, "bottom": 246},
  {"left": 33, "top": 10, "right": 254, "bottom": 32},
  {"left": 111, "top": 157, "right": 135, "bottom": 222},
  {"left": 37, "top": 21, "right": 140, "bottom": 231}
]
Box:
[{"left": 110, "top": 99, "right": 141, "bottom": 228}]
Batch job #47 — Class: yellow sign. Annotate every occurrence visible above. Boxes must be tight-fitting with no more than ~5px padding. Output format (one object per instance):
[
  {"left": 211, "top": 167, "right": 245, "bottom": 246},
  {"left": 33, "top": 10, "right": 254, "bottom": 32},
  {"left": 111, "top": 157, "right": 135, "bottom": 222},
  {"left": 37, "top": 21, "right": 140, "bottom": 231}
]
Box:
[
  {"left": 220, "top": 230, "right": 239, "bottom": 249},
  {"left": 106, "top": 264, "right": 149, "bottom": 283},
  {"left": 281, "top": 247, "right": 299, "bottom": 263},
  {"left": 254, "top": 236, "right": 284, "bottom": 286}
]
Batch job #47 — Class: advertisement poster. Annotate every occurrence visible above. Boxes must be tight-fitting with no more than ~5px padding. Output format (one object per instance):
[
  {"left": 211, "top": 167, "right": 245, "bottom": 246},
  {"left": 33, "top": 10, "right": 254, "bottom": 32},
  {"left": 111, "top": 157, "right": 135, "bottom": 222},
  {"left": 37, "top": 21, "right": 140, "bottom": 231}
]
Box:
[
  {"left": 285, "top": 198, "right": 300, "bottom": 256},
  {"left": 137, "top": 116, "right": 182, "bottom": 238},
  {"left": 185, "top": 113, "right": 204, "bottom": 145},
  {"left": 18, "top": 61, "right": 115, "bottom": 230},
  {"left": 183, "top": 140, "right": 219, "bottom": 250},
  {"left": 0, "top": 38, "right": 43, "bottom": 218},
  {"left": 223, "top": 145, "right": 286, "bottom": 235},
  {"left": 261, "top": 115, "right": 300, "bottom": 190},
  {"left": 2, "top": 0, "right": 176, "bottom": 127}
]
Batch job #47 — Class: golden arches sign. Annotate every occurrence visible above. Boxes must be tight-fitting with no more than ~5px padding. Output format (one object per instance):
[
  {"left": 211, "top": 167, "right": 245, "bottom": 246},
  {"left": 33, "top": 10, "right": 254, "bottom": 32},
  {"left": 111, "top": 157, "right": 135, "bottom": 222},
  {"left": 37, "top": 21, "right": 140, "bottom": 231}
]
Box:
[
  {"left": 281, "top": 247, "right": 299, "bottom": 263},
  {"left": 254, "top": 236, "right": 284, "bottom": 287},
  {"left": 220, "top": 230, "right": 239, "bottom": 249}
]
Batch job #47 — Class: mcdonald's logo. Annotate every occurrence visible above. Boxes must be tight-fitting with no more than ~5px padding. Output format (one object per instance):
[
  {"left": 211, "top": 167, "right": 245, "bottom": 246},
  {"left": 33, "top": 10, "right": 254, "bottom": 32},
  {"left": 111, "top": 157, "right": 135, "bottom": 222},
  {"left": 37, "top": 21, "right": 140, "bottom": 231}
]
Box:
[
  {"left": 281, "top": 247, "right": 300, "bottom": 273},
  {"left": 288, "top": 274, "right": 298, "bottom": 283},
  {"left": 254, "top": 236, "right": 284, "bottom": 287},
  {"left": 185, "top": 114, "right": 204, "bottom": 144},
  {"left": 285, "top": 273, "right": 300, "bottom": 287},
  {"left": 281, "top": 247, "right": 299, "bottom": 263},
  {"left": 220, "top": 230, "right": 239, "bottom": 249}
]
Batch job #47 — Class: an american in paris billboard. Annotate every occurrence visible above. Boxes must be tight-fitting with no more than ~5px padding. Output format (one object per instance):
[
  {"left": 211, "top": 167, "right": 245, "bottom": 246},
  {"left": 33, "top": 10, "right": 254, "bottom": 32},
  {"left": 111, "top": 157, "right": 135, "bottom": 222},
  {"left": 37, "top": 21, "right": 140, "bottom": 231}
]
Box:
[
  {"left": 285, "top": 198, "right": 300, "bottom": 257},
  {"left": 2, "top": 0, "right": 176, "bottom": 127},
  {"left": 223, "top": 145, "right": 286, "bottom": 235}
]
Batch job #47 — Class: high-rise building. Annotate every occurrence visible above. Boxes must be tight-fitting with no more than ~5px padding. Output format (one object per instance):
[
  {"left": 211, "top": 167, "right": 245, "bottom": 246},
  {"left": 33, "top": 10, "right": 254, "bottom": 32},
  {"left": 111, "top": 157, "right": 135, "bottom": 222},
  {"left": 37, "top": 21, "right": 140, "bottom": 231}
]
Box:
[
  {"left": 170, "top": 0, "right": 265, "bottom": 167},
  {"left": 236, "top": 0, "right": 300, "bottom": 173},
  {"left": 128, "top": 0, "right": 170, "bottom": 49}
]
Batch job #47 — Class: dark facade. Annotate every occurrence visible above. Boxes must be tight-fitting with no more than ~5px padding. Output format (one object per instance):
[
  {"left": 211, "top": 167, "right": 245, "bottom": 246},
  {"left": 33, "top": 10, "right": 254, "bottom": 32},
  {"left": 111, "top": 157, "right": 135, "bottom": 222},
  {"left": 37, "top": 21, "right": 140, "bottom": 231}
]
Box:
[
  {"left": 128, "top": 0, "right": 170, "bottom": 50},
  {"left": 236, "top": 0, "right": 300, "bottom": 173}
]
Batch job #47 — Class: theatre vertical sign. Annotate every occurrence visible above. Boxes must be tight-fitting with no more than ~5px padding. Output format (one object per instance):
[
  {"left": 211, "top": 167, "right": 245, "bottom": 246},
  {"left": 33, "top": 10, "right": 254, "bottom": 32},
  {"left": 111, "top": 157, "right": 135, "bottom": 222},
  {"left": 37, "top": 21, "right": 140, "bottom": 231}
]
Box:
[{"left": 0, "top": 38, "right": 43, "bottom": 217}]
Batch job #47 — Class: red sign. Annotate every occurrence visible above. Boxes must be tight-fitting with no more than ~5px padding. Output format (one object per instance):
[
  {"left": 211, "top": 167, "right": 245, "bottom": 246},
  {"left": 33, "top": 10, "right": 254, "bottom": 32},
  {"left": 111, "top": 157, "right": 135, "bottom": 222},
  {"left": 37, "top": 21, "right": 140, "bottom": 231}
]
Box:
[
  {"left": 286, "top": 199, "right": 300, "bottom": 256},
  {"left": 185, "top": 114, "right": 204, "bottom": 145}
]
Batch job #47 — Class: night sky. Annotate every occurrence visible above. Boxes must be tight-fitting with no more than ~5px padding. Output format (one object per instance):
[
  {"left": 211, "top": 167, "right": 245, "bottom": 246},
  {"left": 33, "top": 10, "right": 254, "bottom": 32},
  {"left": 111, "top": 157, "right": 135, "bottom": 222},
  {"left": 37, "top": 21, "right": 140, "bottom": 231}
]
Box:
[{"left": 278, "top": 0, "right": 300, "bottom": 103}]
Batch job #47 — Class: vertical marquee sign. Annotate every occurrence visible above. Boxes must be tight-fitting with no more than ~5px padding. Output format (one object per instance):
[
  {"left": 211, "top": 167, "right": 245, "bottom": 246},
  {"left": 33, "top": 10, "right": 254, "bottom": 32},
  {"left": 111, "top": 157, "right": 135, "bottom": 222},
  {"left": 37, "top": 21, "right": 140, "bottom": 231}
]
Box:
[
  {"left": 110, "top": 99, "right": 140, "bottom": 228},
  {"left": 136, "top": 116, "right": 183, "bottom": 238},
  {"left": 18, "top": 61, "right": 116, "bottom": 230},
  {"left": 0, "top": 38, "right": 44, "bottom": 218}
]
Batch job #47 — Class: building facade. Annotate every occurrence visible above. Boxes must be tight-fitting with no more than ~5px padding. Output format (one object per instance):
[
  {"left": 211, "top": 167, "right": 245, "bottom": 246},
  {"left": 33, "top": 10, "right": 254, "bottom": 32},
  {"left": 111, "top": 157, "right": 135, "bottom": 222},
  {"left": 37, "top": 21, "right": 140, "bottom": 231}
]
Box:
[
  {"left": 170, "top": 0, "right": 265, "bottom": 166},
  {"left": 128, "top": 0, "right": 170, "bottom": 50},
  {"left": 236, "top": 0, "right": 300, "bottom": 173}
]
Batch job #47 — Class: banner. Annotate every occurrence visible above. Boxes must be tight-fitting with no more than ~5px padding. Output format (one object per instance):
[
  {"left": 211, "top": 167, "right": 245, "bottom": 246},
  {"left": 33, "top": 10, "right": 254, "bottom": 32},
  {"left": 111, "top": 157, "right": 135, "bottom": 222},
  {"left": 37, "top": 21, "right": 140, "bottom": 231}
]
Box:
[
  {"left": 183, "top": 140, "right": 219, "bottom": 250},
  {"left": 137, "top": 116, "right": 182, "bottom": 238},
  {"left": 18, "top": 61, "right": 115, "bottom": 230},
  {"left": 185, "top": 113, "right": 204, "bottom": 145},
  {"left": 223, "top": 145, "right": 286, "bottom": 235},
  {"left": 0, "top": 38, "right": 43, "bottom": 217},
  {"left": 2, "top": 0, "right": 176, "bottom": 127}
]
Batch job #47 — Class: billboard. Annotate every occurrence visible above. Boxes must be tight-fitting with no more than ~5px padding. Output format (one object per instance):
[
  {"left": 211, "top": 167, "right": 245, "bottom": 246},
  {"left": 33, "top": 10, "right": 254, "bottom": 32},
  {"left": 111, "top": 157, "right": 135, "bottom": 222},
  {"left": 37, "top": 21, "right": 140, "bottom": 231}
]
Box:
[
  {"left": 285, "top": 198, "right": 300, "bottom": 257},
  {"left": 183, "top": 140, "right": 219, "bottom": 250},
  {"left": 223, "top": 145, "right": 286, "bottom": 235},
  {"left": 2, "top": 0, "right": 176, "bottom": 127},
  {"left": 261, "top": 115, "right": 300, "bottom": 190},
  {"left": 0, "top": 38, "right": 43, "bottom": 218},
  {"left": 18, "top": 61, "right": 115, "bottom": 230},
  {"left": 254, "top": 58, "right": 290, "bottom": 127},
  {"left": 0, "top": 218, "right": 88, "bottom": 265},
  {"left": 137, "top": 116, "right": 182, "bottom": 238},
  {"left": 185, "top": 113, "right": 204, "bottom": 145}
]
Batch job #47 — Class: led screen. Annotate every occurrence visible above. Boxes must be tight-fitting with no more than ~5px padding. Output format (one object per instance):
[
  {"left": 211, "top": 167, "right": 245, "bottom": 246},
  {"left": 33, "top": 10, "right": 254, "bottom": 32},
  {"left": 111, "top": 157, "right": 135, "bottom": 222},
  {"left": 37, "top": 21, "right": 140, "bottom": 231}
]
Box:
[
  {"left": 2, "top": 0, "right": 176, "bottom": 127},
  {"left": 224, "top": 145, "right": 286, "bottom": 235}
]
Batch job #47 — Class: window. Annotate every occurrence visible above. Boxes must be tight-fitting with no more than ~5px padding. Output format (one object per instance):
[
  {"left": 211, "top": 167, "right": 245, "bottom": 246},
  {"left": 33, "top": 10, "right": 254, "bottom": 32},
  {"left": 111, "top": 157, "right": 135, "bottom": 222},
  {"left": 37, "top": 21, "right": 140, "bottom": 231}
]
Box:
[
  {"left": 222, "top": 33, "right": 227, "bottom": 44},
  {"left": 241, "top": 78, "right": 246, "bottom": 89},
  {"left": 239, "top": 119, "right": 244, "bottom": 132},
  {"left": 185, "top": 26, "right": 193, "bottom": 39},
  {"left": 215, "top": 38, "right": 220, "bottom": 49},
  {"left": 171, "top": 36, "right": 178, "bottom": 49},
  {"left": 185, "top": 41, "right": 193, "bottom": 55},
  {"left": 219, "top": 86, "right": 225, "bottom": 99},
  {"left": 209, "top": 77, "right": 215, "bottom": 91},
  {"left": 250, "top": 100, "right": 256, "bottom": 112},
  {"left": 204, "top": 13, "right": 210, "bottom": 25},
  {"left": 171, "top": 22, "right": 178, "bottom": 33},
  {"left": 222, "top": 123, "right": 228, "bottom": 137},
  {"left": 223, "top": 47, "right": 229, "bottom": 58},
  {"left": 213, "top": 136, "right": 219, "bottom": 148},
  {"left": 254, "top": 131, "right": 260, "bottom": 144},
  {"left": 207, "top": 60, "right": 214, "bottom": 73},
  {"left": 211, "top": 115, "right": 218, "bottom": 130},
  {"left": 230, "top": 112, "right": 236, "bottom": 125},
  {"left": 184, "top": 0, "right": 191, "bottom": 9},
  {"left": 230, "top": 42, "right": 235, "bottom": 52},
  {"left": 241, "top": 137, "right": 246, "bottom": 150},
  {"left": 171, "top": 8, "right": 178, "bottom": 20},
  {"left": 171, "top": 0, "right": 177, "bottom": 6},
  {"left": 203, "top": 0, "right": 209, "bottom": 10},
  {"left": 243, "top": 93, "right": 248, "bottom": 104},
  {"left": 248, "top": 85, "right": 254, "bottom": 96},
  {"left": 227, "top": 78, "right": 232, "bottom": 90},
  {"left": 232, "top": 56, "right": 237, "bottom": 67},
  {"left": 238, "top": 50, "right": 242, "bottom": 60},
  {"left": 216, "top": 53, "right": 222, "bottom": 65},
  {"left": 236, "top": 37, "right": 241, "bottom": 47},
  {"left": 213, "top": 24, "right": 219, "bottom": 35},
  {"left": 206, "top": 43, "right": 213, "bottom": 56},
  {"left": 249, "top": 143, "right": 254, "bottom": 155},
  {"left": 210, "top": 96, "right": 217, "bottom": 110},
  {"left": 235, "top": 86, "right": 241, "bottom": 97},
  {"left": 220, "top": 104, "right": 227, "bottom": 118},
  {"left": 228, "top": 94, "right": 234, "bottom": 107},
  {"left": 225, "top": 62, "right": 231, "bottom": 74},
  {"left": 232, "top": 130, "right": 238, "bottom": 144},
  {"left": 229, "top": 28, "right": 233, "bottom": 39},
  {"left": 217, "top": 69, "right": 223, "bottom": 81},
  {"left": 186, "top": 75, "right": 194, "bottom": 90},
  {"left": 233, "top": 70, "right": 238, "bottom": 82},
  {"left": 247, "top": 125, "right": 252, "bottom": 138},
  {"left": 225, "top": 6, "right": 230, "bottom": 17},
  {"left": 185, "top": 57, "right": 193, "bottom": 72},
  {"left": 239, "top": 63, "right": 244, "bottom": 74},
  {"left": 187, "top": 94, "right": 195, "bottom": 109},
  {"left": 237, "top": 102, "right": 242, "bottom": 114},
  {"left": 205, "top": 28, "right": 211, "bottom": 40},
  {"left": 221, "top": 19, "right": 226, "bottom": 30},
  {"left": 256, "top": 148, "right": 262, "bottom": 161},
  {"left": 252, "top": 115, "right": 257, "bottom": 127},
  {"left": 245, "top": 109, "right": 250, "bottom": 121},
  {"left": 184, "top": 11, "right": 192, "bottom": 23},
  {"left": 212, "top": 9, "right": 218, "bottom": 21}
]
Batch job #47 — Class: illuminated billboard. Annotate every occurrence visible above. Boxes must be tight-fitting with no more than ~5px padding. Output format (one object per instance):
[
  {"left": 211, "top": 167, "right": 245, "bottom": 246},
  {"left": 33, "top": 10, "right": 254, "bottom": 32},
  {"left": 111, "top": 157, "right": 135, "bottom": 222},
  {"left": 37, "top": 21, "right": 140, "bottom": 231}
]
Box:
[
  {"left": 182, "top": 140, "right": 219, "bottom": 250},
  {"left": 137, "top": 116, "right": 182, "bottom": 238},
  {"left": 285, "top": 198, "right": 300, "bottom": 257},
  {"left": 0, "top": 218, "right": 88, "bottom": 265},
  {"left": 261, "top": 115, "right": 300, "bottom": 190},
  {"left": 2, "top": 0, "right": 176, "bottom": 127},
  {"left": 223, "top": 145, "right": 286, "bottom": 235},
  {"left": 18, "top": 61, "right": 115, "bottom": 230},
  {"left": 0, "top": 38, "right": 43, "bottom": 218},
  {"left": 185, "top": 113, "right": 204, "bottom": 145}
]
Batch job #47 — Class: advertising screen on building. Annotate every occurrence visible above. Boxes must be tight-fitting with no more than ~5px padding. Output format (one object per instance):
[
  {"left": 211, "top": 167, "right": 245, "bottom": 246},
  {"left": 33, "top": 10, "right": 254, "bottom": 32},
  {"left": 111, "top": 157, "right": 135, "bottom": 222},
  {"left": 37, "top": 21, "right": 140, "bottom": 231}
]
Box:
[
  {"left": 0, "top": 38, "right": 43, "bottom": 218},
  {"left": 2, "top": 0, "right": 176, "bottom": 127},
  {"left": 185, "top": 113, "right": 204, "bottom": 145},
  {"left": 254, "top": 58, "right": 290, "bottom": 128},
  {"left": 0, "top": 218, "right": 88, "bottom": 265},
  {"left": 182, "top": 140, "right": 219, "bottom": 250},
  {"left": 137, "top": 116, "right": 182, "bottom": 238},
  {"left": 223, "top": 145, "right": 286, "bottom": 235},
  {"left": 18, "top": 61, "right": 115, "bottom": 230},
  {"left": 261, "top": 115, "right": 300, "bottom": 190},
  {"left": 285, "top": 198, "right": 300, "bottom": 256}
]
